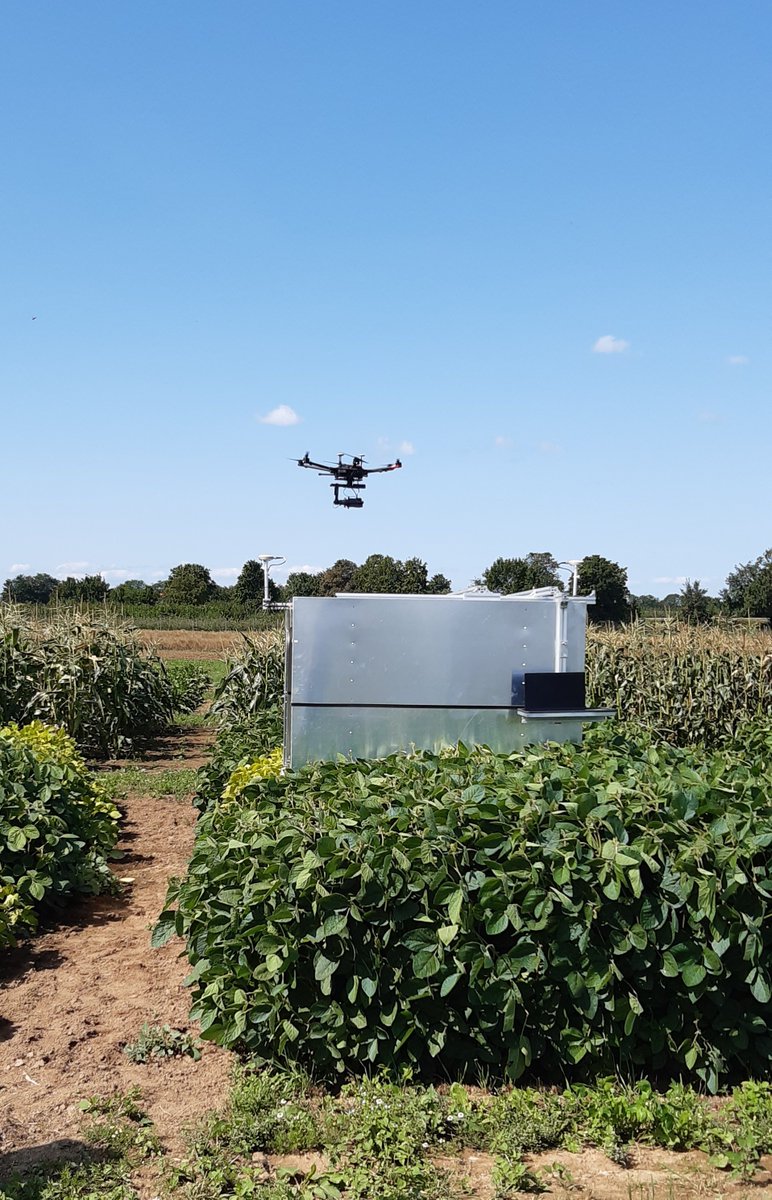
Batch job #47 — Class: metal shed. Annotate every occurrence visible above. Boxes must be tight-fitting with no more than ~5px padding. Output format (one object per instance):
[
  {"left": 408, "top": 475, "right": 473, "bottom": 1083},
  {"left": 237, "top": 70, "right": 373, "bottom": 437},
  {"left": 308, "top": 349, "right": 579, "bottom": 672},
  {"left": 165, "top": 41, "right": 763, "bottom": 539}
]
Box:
[{"left": 284, "top": 588, "right": 613, "bottom": 767}]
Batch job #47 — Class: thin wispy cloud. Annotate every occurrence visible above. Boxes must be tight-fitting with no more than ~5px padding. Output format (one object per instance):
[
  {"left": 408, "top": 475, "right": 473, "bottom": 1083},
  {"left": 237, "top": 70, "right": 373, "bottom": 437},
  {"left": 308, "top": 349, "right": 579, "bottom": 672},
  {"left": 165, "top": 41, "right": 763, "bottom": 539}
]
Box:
[
  {"left": 56, "top": 561, "right": 91, "bottom": 576},
  {"left": 727, "top": 355, "right": 749, "bottom": 366},
  {"left": 538, "top": 440, "right": 562, "bottom": 455},
  {"left": 100, "top": 568, "right": 132, "bottom": 581},
  {"left": 9, "top": 563, "right": 30, "bottom": 573},
  {"left": 494, "top": 435, "right": 512, "bottom": 448},
  {"left": 278, "top": 563, "right": 323, "bottom": 579},
  {"left": 259, "top": 404, "right": 301, "bottom": 426},
  {"left": 592, "top": 334, "right": 630, "bottom": 355},
  {"left": 212, "top": 566, "right": 240, "bottom": 580},
  {"left": 698, "top": 410, "right": 722, "bottom": 424},
  {"left": 378, "top": 436, "right": 415, "bottom": 458},
  {"left": 653, "top": 576, "right": 687, "bottom": 586}
]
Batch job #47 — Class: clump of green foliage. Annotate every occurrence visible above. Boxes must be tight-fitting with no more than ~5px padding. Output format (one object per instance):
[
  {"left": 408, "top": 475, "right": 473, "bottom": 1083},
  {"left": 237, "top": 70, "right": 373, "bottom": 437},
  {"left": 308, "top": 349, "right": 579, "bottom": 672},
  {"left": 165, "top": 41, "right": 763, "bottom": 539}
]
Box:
[
  {"left": 157, "top": 725, "right": 772, "bottom": 1089},
  {"left": 194, "top": 708, "right": 283, "bottom": 812},
  {"left": 123, "top": 1022, "right": 202, "bottom": 1063},
  {"left": 80, "top": 1087, "right": 161, "bottom": 1161},
  {"left": 0, "top": 607, "right": 175, "bottom": 755},
  {"left": 0, "top": 721, "right": 120, "bottom": 946},
  {"left": 164, "top": 660, "right": 211, "bottom": 714}
]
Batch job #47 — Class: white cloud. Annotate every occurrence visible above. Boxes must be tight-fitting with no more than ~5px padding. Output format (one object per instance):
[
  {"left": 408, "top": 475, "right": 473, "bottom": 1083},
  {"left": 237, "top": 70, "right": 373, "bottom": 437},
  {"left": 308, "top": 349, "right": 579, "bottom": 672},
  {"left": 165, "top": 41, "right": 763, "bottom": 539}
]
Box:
[
  {"left": 100, "top": 569, "right": 132, "bottom": 582},
  {"left": 592, "top": 334, "right": 630, "bottom": 355},
  {"left": 538, "top": 440, "right": 562, "bottom": 455},
  {"left": 212, "top": 566, "right": 240, "bottom": 581},
  {"left": 55, "top": 561, "right": 91, "bottom": 577},
  {"left": 494, "top": 435, "right": 512, "bottom": 448},
  {"left": 653, "top": 576, "right": 687, "bottom": 586},
  {"left": 378, "top": 436, "right": 415, "bottom": 458},
  {"left": 727, "top": 355, "right": 749, "bottom": 366},
  {"left": 259, "top": 404, "right": 301, "bottom": 426},
  {"left": 8, "top": 563, "right": 30, "bottom": 573},
  {"left": 281, "top": 562, "right": 322, "bottom": 576}
]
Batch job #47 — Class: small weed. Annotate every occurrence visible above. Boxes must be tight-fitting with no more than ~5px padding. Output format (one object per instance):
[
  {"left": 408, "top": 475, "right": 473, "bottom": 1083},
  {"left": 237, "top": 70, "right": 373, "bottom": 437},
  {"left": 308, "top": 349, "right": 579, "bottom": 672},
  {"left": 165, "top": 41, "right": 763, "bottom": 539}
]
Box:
[
  {"left": 80, "top": 1087, "right": 160, "bottom": 1161},
  {"left": 323, "top": 1076, "right": 450, "bottom": 1199},
  {"left": 485, "top": 1088, "right": 573, "bottom": 1157},
  {"left": 123, "top": 1022, "right": 201, "bottom": 1063},
  {"left": 709, "top": 1080, "right": 772, "bottom": 1178},
  {"left": 491, "top": 1156, "right": 546, "bottom": 1197},
  {"left": 226, "top": 1064, "right": 321, "bottom": 1154}
]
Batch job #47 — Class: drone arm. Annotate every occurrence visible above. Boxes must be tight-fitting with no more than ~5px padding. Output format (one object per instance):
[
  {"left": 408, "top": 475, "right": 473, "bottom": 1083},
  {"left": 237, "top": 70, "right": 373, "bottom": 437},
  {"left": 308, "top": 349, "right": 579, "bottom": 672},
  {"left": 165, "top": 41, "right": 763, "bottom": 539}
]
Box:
[
  {"left": 297, "top": 456, "right": 333, "bottom": 473},
  {"left": 364, "top": 459, "right": 403, "bottom": 475}
]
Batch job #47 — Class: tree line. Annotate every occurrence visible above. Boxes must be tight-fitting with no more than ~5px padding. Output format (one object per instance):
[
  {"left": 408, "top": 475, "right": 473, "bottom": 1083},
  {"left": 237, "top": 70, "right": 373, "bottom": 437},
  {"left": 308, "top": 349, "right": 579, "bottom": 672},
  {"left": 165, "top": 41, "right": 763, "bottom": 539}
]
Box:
[{"left": 5, "top": 547, "right": 772, "bottom": 624}]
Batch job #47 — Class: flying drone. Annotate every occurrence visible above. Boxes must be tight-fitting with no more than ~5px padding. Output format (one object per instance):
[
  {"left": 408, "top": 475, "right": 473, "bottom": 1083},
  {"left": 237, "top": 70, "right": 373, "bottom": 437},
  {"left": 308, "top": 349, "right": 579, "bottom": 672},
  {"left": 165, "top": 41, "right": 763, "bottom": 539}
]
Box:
[{"left": 296, "top": 451, "right": 402, "bottom": 508}]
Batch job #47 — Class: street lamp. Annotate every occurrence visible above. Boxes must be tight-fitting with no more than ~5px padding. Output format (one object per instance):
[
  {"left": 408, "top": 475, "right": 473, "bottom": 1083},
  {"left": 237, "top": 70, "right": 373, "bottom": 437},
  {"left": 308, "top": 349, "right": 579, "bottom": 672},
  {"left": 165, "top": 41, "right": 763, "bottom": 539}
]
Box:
[{"left": 257, "top": 553, "right": 286, "bottom": 608}]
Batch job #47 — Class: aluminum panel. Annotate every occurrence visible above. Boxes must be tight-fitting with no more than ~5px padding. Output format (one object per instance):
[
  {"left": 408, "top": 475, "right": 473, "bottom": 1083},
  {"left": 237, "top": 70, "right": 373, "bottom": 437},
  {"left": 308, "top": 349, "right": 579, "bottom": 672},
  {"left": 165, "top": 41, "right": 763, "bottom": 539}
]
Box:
[
  {"left": 289, "top": 705, "right": 583, "bottom": 766},
  {"left": 290, "top": 596, "right": 576, "bottom": 708}
]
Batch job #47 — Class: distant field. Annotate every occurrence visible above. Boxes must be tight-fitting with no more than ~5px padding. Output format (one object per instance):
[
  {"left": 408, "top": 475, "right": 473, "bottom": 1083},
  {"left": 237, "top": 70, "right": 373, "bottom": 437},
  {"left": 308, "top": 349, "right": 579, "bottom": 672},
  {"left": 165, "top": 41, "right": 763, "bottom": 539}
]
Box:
[{"left": 138, "top": 627, "right": 282, "bottom": 660}]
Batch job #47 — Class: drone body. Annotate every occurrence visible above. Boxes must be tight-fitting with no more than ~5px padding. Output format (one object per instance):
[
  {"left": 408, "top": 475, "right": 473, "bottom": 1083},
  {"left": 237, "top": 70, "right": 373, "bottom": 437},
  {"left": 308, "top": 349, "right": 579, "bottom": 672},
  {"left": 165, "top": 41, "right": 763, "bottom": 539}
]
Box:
[{"left": 297, "top": 452, "right": 402, "bottom": 508}]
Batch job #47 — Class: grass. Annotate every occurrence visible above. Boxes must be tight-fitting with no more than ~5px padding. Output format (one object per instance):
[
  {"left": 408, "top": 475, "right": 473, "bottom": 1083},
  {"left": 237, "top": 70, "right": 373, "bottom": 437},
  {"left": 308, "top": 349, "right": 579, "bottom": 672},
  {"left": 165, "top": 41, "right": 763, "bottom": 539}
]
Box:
[
  {"left": 165, "top": 657, "right": 229, "bottom": 687},
  {"left": 99, "top": 766, "right": 198, "bottom": 801},
  {"left": 5, "top": 1076, "right": 772, "bottom": 1199}
]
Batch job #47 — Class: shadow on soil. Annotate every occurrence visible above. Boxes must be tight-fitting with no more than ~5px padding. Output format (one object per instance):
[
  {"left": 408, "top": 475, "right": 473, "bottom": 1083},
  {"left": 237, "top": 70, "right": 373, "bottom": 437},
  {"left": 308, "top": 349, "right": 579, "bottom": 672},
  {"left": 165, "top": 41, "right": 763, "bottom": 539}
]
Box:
[
  {"left": 0, "top": 946, "right": 65, "bottom": 989},
  {"left": 0, "top": 1140, "right": 114, "bottom": 1185},
  {"left": 0, "top": 894, "right": 126, "bottom": 987}
]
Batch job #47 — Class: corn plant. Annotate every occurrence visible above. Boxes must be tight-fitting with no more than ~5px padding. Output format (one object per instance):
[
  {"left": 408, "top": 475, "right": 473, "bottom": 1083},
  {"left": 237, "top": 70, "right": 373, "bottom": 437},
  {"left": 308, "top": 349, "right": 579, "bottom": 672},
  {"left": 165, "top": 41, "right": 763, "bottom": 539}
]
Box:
[
  {"left": 0, "top": 606, "right": 175, "bottom": 755},
  {"left": 210, "top": 632, "right": 284, "bottom": 724}
]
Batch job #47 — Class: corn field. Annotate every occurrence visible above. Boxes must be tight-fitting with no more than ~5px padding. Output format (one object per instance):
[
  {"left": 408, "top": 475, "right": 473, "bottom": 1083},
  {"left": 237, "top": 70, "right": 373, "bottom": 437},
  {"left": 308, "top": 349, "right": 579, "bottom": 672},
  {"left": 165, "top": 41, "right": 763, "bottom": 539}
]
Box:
[{"left": 587, "top": 624, "right": 772, "bottom": 747}]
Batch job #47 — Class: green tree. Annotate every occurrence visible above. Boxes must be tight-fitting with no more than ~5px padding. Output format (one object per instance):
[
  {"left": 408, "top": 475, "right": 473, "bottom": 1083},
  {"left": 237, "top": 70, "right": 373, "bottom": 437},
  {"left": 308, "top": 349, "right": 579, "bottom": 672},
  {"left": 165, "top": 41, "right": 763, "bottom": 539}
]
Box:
[
  {"left": 2, "top": 572, "right": 59, "bottom": 603},
  {"left": 352, "top": 555, "right": 404, "bottom": 593},
  {"left": 722, "top": 549, "right": 772, "bottom": 620},
  {"left": 110, "top": 579, "right": 157, "bottom": 605},
  {"left": 162, "top": 563, "right": 217, "bottom": 605},
  {"left": 234, "top": 561, "right": 265, "bottom": 606},
  {"left": 284, "top": 571, "right": 322, "bottom": 598},
  {"left": 576, "top": 555, "right": 630, "bottom": 624},
  {"left": 427, "top": 572, "right": 452, "bottom": 594},
  {"left": 400, "top": 557, "right": 429, "bottom": 593},
  {"left": 53, "top": 574, "right": 110, "bottom": 603},
  {"left": 631, "top": 593, "right": 663, "bottom": 615},
  {"left": 679, "top": 579, "right": 712, "bottom": 624},
  {"left": 317, "top": 559, "right": 358, "bottom": 596},
  {"left": 482, "top": 552, "right": 561, "bottom": 594}
]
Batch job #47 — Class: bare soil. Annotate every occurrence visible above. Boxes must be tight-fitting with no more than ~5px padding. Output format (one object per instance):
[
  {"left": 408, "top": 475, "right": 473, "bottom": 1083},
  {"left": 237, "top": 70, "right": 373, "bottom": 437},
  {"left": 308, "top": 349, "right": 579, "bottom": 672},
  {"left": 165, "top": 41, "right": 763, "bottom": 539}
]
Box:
[{"left": 0, "top": 721, "right": 232, "bottom": 1175}]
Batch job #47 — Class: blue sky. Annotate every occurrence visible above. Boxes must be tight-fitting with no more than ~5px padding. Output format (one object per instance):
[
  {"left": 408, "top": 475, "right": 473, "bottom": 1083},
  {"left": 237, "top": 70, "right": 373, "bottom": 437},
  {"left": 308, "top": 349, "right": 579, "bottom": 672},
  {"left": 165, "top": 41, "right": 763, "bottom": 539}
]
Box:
[{"left": 2, "top": 2, "right": 770, "bottom": 596}]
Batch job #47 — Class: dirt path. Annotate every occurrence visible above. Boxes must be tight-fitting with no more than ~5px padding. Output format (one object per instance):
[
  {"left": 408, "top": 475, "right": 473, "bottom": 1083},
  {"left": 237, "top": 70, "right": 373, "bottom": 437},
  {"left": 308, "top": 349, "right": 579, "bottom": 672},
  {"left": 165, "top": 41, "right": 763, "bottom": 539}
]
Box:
[{"left": 0, "top": 724, "right": 232, "bottom": 1172}]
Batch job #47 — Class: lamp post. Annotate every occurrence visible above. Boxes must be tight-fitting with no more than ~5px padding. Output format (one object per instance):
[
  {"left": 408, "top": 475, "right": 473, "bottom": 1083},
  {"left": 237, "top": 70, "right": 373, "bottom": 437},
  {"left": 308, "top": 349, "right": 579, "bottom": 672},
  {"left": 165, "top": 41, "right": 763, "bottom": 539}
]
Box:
[
  {"left": 257, "top": 554, "right": 286, "bottom": 608},
  {"left": 558, "top": 560, "right": 583, "bottom": 596}
]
